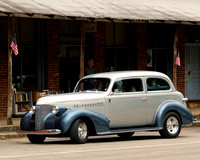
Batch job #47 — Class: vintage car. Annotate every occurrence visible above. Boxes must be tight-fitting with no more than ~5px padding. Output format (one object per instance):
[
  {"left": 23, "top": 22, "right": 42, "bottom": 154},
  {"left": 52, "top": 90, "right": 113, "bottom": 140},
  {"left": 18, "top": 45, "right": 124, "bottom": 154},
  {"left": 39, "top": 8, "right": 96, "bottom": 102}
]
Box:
[{"left": 18, "top": 71, "right": 193, "bottom": 144}]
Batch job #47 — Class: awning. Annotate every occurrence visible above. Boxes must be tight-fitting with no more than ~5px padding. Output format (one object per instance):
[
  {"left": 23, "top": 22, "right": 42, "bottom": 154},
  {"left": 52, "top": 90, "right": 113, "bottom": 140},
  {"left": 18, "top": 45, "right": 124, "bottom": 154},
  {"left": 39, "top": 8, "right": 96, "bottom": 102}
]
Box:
[{"left": 1, "top": 0, "right": 200, "bottom": 24}]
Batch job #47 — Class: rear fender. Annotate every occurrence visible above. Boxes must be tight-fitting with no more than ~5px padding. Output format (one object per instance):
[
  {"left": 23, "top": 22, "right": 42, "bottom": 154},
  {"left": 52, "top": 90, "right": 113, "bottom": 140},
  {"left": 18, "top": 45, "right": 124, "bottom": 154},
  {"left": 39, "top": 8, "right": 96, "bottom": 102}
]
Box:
[
  {"left": 154, "top": 102, "right": 193, "bottom": 127},
  {"left": 59, "top": 109, "right": 110, "bottom": 134}
]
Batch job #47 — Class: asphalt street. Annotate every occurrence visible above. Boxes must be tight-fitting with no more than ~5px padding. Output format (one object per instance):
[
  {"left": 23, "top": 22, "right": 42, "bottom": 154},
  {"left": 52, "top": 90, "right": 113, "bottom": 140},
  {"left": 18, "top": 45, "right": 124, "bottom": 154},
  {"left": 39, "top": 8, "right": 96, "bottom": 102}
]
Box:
[{"left": 0, "top": 128, "right": 200, "bottom": 160}]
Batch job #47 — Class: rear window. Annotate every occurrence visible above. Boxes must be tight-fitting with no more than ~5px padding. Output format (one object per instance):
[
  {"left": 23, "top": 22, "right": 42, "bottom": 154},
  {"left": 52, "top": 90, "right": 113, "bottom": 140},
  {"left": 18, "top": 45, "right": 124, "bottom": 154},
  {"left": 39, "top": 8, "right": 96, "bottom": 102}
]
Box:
[{"left": 147, "top": 78, "right": 170, "bottom": 91}]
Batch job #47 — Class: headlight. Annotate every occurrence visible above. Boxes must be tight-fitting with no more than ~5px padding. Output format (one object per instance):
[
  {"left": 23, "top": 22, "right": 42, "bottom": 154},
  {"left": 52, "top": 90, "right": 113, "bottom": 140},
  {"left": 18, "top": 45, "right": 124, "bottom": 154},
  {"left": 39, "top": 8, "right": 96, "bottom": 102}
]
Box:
[
  {"left": 29, "top": 106, "right": 36, "bottom": 114},
  {"left": 52, "top": 106, "right": 59, "bottom": 114}
]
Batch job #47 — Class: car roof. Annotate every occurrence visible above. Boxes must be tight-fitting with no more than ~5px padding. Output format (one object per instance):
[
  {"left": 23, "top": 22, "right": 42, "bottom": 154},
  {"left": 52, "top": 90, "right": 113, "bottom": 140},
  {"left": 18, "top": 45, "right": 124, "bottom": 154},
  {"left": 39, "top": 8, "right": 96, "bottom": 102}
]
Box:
[{"left": 83, "top": 71, "right": 170, "bottom": 80}]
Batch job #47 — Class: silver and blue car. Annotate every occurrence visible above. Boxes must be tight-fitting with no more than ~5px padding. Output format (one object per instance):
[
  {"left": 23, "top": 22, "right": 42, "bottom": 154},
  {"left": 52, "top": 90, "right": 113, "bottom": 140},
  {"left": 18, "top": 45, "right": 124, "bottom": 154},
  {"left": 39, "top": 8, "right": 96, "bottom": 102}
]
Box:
[{"left": 18, "top": 71, "right": 193, "bottom": 144}]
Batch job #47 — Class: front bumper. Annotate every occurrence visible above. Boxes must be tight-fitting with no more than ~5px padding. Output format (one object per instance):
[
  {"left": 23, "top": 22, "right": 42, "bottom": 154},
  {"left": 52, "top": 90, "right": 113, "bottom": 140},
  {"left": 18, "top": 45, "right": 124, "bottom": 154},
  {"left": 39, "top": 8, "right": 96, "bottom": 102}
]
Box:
[{"left": 17, "top": 129, "right": 61, "bottom": 135}]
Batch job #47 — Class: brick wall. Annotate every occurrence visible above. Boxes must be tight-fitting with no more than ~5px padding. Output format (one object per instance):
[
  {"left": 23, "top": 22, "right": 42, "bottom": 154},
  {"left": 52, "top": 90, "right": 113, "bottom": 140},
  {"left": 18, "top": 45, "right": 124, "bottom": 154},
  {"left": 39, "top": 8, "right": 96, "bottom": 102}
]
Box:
[
  {"left": 0, "top": 16, "right": 8, "bottom": 118},
  {"left": 93, "top": 22, "right": 106, "bottom": 73},
  {"left": 136, "top": 23, "right": 148, "bottom": 70},
  {"left": 176, "top": 25, "right": 185, "bottom": 95},
  {"left": 46, "top": 20, "right": 60, "bottom": 91}
]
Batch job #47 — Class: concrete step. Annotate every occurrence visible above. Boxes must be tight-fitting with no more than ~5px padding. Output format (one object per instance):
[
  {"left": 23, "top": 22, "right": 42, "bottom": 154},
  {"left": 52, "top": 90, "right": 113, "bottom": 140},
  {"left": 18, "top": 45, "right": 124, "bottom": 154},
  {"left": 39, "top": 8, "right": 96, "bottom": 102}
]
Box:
[
  {"left": 0, "top": 131, "right": 26, "bottom": 140},
  {"left": 0, "top": 125, "right": 26, "bottom": 140},
  {"left": 0, "top": 125, "right": 20, "bottom": 132},
  {"left": 191, "top": 120, "right": 200, "bottom": 127}
]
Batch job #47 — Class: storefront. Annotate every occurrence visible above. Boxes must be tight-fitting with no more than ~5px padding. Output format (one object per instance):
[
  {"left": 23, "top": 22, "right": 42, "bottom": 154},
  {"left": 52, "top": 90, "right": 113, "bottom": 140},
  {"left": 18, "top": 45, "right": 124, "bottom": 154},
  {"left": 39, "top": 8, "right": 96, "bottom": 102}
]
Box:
[
  {"left": 11, "top": 20, "right": 179, "bottom": 92},
  {"left": 0, "top": 0, "right": 200, "bottom": 119}
]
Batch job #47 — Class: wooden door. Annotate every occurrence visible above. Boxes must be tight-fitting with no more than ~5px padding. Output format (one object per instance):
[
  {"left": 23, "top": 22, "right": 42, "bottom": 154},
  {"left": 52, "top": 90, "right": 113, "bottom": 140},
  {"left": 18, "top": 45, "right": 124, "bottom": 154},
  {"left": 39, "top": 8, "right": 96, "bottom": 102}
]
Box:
[{"left": 185, "top": 44, "right": 200, "bottom": 100}]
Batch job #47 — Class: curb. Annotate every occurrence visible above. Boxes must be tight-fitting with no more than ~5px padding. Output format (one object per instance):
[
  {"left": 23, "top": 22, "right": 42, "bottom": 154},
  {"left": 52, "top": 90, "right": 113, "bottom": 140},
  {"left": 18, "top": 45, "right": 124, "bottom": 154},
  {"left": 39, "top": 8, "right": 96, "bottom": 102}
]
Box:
[
  {"left": 0, "top": 122, "right": 199, "bottom": 140},
  {"left": 0, "top": 125, "right": 26, "bottom": 140},
  {"left": 0, "top": 125, "right": 20, "bottom": 132},
  {"left": 0, "top": 132, "right": 26, "bottom": 140},
  {"left": 184, "top": 121, "right": 200, "bottom": 128}
]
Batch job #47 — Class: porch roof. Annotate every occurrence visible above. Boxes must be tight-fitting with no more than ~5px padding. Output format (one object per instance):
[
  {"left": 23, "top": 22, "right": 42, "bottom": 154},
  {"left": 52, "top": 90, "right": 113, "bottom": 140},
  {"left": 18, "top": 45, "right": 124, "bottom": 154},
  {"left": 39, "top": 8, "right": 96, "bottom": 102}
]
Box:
[{"left": 0, "top": 0, "right": 200, "bottom": 24}]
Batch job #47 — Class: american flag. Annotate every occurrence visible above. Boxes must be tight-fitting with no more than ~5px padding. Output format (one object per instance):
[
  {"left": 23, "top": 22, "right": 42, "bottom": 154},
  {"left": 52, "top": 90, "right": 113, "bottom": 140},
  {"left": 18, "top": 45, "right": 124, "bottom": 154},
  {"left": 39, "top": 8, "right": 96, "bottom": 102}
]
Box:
[
  {"left": 175, "top": 52, "right": 181, "bottom": 66},
  {"left": 10, "top": 37, "right": 19, "bottom": 56}
]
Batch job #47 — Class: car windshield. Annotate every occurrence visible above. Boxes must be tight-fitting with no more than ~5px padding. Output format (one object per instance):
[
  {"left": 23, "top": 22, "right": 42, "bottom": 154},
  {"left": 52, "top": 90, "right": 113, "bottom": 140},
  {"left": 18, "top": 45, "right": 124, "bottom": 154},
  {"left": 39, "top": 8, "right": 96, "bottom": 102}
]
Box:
[{"left": 75, "top": 78, "right": 110, "bottom": 92}]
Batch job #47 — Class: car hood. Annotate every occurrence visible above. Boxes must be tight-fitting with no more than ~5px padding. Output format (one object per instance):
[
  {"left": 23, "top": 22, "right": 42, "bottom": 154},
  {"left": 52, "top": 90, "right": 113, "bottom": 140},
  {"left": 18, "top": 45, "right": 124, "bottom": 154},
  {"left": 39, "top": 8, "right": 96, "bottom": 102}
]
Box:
[{"left": 36, "top": 92, "right": 106, "bottom": 108}]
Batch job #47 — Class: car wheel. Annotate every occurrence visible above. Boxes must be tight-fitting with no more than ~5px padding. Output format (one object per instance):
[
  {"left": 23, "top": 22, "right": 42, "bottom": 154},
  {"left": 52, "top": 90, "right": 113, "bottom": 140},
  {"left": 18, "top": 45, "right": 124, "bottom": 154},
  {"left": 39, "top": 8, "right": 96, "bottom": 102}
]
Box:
[
  {"left": 27, "top": 135, "right": 46, "bottom": 144},
  {"left": 117, "top": 132, "right": 135, "bottom": 138},
  {"left": 159, "top": 112, "right": 181, "bottom": 138},
  {"left": 69, "top": 119, "right": 89, "bottom": 144}
]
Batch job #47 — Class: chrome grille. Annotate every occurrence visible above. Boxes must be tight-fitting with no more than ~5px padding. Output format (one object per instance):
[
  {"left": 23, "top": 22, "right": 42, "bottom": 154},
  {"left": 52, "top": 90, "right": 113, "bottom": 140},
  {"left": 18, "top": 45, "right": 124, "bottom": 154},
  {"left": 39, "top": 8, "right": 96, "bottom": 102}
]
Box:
[{"left": 35, "top": 105, "right": 53, "bottom": 130}]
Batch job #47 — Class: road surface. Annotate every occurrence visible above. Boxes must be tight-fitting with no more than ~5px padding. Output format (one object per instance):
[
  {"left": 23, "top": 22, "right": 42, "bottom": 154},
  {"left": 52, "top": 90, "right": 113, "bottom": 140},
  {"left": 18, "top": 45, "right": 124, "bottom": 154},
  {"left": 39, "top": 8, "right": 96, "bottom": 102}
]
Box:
[{"left": 0, "top": 128, "right": 200, "bottom": 160}]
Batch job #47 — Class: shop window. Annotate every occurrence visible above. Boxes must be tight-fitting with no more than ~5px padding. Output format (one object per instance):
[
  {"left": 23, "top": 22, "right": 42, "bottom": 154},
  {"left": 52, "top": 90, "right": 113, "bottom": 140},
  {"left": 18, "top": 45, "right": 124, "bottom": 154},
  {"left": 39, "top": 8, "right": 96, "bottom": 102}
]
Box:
[
  {"left": 12, "top": 47, "right": 38, "bottom": 91},
  {"left": 147, "top": 24, "right": 173, "bottom": 77},
  {"left": 12, "top": 18, "right": 44, "bottom": 92},
  {"left": 105, "top": 22, "right": 135, "bottom": 71},
  {"left": 21, "top": 18, "right": 35, "bottom": 44}
]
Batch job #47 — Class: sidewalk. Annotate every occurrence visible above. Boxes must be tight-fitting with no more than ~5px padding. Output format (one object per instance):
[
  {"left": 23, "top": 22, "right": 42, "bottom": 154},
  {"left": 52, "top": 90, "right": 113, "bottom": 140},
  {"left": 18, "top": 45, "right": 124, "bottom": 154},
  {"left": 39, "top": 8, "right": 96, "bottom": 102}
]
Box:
[
  {"left": 0, "top": 107, "right": 200, "bottom": 140},
  {"left": 0, "top": 118, "right": 25, "bottom": 140}
]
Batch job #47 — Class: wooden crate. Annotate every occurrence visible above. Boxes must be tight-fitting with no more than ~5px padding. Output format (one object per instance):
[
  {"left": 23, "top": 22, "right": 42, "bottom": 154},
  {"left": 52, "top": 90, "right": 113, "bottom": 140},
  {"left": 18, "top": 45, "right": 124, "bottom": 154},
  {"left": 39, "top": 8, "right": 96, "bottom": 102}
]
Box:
[{"left": 32, "top": 92, "right": 45, "bottom": 103}]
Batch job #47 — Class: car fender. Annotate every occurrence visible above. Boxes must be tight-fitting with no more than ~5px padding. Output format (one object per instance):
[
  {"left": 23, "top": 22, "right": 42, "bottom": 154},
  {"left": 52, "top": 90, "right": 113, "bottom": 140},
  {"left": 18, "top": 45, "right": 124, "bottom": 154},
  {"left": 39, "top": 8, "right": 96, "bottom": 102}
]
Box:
[
  {"left": 41, "top": 112, "right": 57, "bottom": 130},
  {"left": 20, "top": 112, "right": 57, "bottom": 131},
  {"left": 154, "top": 101, "right": 193, "bottom": 127},
  {"left": 20, "top": 112, "right": 33, "bottom": 130},
  {"left": 59, "top": 109, "right": 110, "bottom": 134},
  {"left": 39, "top": 106, "right": 67, "bottom": 130}
]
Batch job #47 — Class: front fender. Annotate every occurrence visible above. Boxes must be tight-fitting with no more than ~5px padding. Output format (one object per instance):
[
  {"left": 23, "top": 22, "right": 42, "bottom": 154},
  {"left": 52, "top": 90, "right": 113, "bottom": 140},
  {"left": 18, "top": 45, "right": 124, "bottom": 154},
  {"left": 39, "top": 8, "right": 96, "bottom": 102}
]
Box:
[
  {"left": 59, "top": 109, "right": 110, "bottom": 134},
  {"left": 154, "top": 102, "right": 193, "bottom": 127},
  {"left": 20, "top": 112, "right": 33, "bottom": 130},
  {"left": 41, "top": 112, "right": 57, "bottom": 130}
]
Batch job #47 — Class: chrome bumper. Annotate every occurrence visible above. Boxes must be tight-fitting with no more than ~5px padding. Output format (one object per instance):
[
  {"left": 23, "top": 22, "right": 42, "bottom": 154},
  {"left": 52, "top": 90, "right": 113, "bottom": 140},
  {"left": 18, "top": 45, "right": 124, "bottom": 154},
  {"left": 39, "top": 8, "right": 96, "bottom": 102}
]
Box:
[{"left": 17, "top": 129, "right": 61, "bottom": 135}]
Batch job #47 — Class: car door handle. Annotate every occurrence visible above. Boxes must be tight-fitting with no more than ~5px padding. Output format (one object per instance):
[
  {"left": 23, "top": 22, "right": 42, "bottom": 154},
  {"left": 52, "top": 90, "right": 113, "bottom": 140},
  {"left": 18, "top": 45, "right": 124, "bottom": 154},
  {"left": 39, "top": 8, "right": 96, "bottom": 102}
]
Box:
[{"left": 142, "top": 97, "right": 147, "bottom": 101}]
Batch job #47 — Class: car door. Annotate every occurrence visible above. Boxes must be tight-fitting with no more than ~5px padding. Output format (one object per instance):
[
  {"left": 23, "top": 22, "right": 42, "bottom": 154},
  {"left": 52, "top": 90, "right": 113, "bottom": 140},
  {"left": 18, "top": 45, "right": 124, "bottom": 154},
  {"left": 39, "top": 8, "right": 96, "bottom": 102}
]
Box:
[
  {"left": 146, "top": 77, "right": 175, "bottom": 124},
  {"left": 106, "top": 78, "right": 148, "bottom": 128}
]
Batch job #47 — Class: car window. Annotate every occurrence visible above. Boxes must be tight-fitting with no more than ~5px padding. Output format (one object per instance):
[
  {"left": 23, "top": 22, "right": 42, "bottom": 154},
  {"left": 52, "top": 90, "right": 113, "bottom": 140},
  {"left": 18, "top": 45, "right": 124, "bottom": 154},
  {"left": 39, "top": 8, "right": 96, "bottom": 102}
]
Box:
[
  {"left": 112, "top": 78, "right": 143, "bottom": 93},
  {"left": 147, "top": 78, "right": 170, "bottom": 91}
]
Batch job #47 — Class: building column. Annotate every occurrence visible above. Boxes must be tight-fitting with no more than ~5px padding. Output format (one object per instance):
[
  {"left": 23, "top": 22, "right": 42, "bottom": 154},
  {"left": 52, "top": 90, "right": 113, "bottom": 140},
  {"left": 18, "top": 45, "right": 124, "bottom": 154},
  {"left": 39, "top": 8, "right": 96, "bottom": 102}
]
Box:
[
  {"left": 93, "top": 22, "right": 106, "bottom": 73},
  {"left": 176, "top": 25, "right": 185, "bottom": 95},
  {"left": 46, "top": 20, "right": 60, "bottom": 91},
  {"left": 0, "top": 17, "right": 8, "bottom": 118},
  {"left": 136, "top": 23, "right": 148, "bottom": 70}
]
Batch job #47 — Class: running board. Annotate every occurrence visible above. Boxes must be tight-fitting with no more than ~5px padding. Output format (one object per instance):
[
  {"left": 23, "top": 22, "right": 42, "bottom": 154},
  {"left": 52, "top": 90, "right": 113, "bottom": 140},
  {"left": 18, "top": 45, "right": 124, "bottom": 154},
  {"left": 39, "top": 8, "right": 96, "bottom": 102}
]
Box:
[{"left": 97, "top": 127, "right": 163, "bottom": 135}]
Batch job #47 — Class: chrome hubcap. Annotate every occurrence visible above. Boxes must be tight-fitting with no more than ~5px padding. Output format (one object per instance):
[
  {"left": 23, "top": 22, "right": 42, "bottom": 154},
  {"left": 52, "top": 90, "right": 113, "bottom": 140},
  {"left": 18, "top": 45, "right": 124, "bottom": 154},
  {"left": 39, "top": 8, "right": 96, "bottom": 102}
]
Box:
[
  {"left": 78, "top": 122, "right": 87, "bottom": 139},
  {"left": 166, "top": 116, "right": 179, "bottom": 134}
]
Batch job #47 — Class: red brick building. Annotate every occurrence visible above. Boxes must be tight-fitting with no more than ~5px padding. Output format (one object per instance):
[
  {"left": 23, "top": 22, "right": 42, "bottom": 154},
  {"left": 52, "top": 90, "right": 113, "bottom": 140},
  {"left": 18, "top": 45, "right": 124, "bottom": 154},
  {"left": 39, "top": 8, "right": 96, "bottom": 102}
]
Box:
[{"left": 0, "top": 1, "right": 200, "bottom": 118}]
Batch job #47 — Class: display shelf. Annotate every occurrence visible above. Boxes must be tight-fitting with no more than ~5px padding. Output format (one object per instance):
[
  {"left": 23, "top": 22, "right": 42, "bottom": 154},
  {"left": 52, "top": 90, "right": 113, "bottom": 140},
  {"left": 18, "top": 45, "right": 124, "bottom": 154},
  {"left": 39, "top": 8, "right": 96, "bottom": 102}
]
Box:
[{"left": 13, "top": 91, "right": 32, "bottom": 116}]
